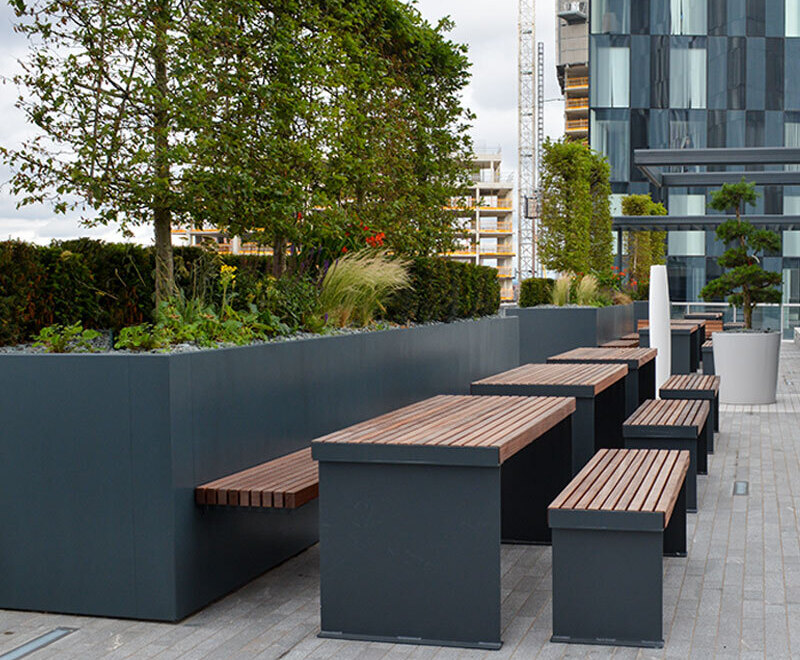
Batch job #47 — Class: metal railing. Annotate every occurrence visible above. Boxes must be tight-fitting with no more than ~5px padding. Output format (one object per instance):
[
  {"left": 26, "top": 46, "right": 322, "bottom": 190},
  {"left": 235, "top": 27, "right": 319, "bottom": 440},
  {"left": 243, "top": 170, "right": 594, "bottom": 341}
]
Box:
[
  {"left": 566, "top": 119, "right": 589, "bottom": 131},
  {"left": 670, "top": 301, "right": 800, "bottom": 340},
  {"left": 566, "top": 97, "right": 589, "bottom": 109},
  {"left": 565, "top": 76, "right": 589, "bottom": 88}
]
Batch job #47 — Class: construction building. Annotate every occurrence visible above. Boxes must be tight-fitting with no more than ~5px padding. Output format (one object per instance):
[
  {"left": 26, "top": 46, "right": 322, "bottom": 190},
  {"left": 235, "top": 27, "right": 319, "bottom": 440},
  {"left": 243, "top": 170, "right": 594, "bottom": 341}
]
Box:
[
  {"left": 445, "top": 148, "right": 516, "bottom": 302},
  {"left": 556, "top": 1, "right": 589, "bottom": 140}
]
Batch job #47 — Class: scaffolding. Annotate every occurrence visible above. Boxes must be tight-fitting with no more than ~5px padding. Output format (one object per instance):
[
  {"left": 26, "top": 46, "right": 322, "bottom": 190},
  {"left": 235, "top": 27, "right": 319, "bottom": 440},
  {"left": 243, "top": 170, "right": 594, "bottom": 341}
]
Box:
[{"left": 517, "top": 0, "right": 535, "bottom": 281}]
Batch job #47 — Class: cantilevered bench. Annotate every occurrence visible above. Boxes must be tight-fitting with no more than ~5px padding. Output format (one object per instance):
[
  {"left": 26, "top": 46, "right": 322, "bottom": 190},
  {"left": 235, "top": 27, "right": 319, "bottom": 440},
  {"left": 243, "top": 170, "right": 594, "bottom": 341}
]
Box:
[
  {"left": 195, "top": 447, "right": 318, "bottom": 509},
  {"left": 623, "top": 399, "right": 710, "bottom": 512},
  {"left": 660, "top": 374, "right": 721, "bottom": 449},
  {"left": 702, "top": 339, "right": 714, "bottom": 375},
  {"left": 549, "top": 448, "right": 689, "bottom": 649},
  {"left": 601, "top": 338, "right": 639, "bottom": 348},
  {"left": 639, "top": 321, "right": 701, "bottom": 374}
]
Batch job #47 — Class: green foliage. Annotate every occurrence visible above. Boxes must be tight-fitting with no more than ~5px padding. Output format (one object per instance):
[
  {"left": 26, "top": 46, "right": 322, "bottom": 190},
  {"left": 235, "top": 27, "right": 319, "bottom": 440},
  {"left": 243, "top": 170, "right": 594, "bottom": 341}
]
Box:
[
  {"left": 384, "top": 258, "right": 500, "bottom": 322},
  {"left": 519, "top": 278, "right": 554, "bottom": 307},
  {"left": 539, "top": 139, "right": 613, "bottom": 277},
  {"left": 33, "top": 323, "right": 101, "bottom": 354},
  {"left": 701, "top": 185, "right": 781, "bottom": 329},
  {"left": 552, "top": 275, "right": 573, "bottom": 306},
  {"left": 319, "top": 251, "right": 410, "bottom": 327},
  {"left": 114, "top": 324, "right": 168, "bottom": 352},
  {"left": 621, "top": 194, "right": 667, "bottom": 292},
  {"left": 575, "top": 274, "right": 600, "bottom": 306},
  {"left": 0, "top": 241, "right": 46, "bottom": 345}
]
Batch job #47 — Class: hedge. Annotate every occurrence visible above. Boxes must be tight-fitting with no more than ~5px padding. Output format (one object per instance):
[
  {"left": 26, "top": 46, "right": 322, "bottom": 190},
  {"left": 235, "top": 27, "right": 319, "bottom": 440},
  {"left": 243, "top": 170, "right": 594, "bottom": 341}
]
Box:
[
  {"left": 385, "top": 258, "right": 500, "bottom": 323},
  {"left": 0, "top": 240, "right": 501, "bottom": 345},
  {"left": 519, "top": 277, "right": 554, "bottom": 307}
]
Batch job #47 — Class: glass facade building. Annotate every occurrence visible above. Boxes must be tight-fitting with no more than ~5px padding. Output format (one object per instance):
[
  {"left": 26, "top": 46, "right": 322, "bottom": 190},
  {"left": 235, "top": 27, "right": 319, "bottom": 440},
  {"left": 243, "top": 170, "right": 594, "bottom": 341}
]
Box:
[{"left": 590, "top": 0, "right": 800, "bottom": 333}]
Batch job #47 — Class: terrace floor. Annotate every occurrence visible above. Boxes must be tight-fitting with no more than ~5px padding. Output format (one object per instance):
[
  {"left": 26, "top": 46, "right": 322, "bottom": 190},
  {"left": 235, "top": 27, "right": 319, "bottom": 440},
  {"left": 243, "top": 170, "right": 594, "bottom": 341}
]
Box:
[{"left": 3, "top": 346, "right": 800, "bottom": 659}]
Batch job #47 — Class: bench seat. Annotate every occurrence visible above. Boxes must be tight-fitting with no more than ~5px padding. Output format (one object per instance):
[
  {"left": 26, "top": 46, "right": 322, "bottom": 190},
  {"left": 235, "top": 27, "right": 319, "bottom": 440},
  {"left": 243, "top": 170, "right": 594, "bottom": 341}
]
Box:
[
  {"left": 623, "top": 399, "right": 710, "bottom": 512},
  {"left": 660, "top": 373, "right": 721, "bottom": 442},
  {"left": 701, "top": 339, "right": 715, "bottom": 375},
  {"left": 549, "top": 448, "right": 690, "bottom": 648},
  {"left": 195, "top": 448, "right": 318, "bottom": 508}
]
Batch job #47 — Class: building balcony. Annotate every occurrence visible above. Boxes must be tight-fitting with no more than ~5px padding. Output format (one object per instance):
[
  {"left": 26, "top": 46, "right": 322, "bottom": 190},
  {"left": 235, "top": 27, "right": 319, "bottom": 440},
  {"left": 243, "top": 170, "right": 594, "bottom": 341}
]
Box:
[
  {"left": 479, "top": 222, "right": 513, "bottom": 234},
  {"left": 565, "top": 97, "right": 589, "bottom": 115},
  {"left": 566, "top": 118, "right": 589, "bottom": 135},
  {"left": 565, "top": 76, "right": 588, "bottom": 91}
]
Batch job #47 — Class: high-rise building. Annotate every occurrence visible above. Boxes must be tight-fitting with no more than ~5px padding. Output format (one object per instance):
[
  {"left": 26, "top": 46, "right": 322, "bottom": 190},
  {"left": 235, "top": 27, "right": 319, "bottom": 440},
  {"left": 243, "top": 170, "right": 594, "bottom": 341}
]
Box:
[
  {"left": 557, "top": 1, "right": 589, "bottom": 140},
  {"left": 445, "top": 148, "right": 516, "bottom": 302},
  {"left": 589, "top": 0, "right": 800, "bottom": 334}
]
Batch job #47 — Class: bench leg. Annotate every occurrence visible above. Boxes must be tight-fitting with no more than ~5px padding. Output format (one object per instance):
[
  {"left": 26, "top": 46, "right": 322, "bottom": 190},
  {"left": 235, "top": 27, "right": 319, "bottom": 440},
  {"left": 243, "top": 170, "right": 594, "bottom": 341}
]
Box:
[
  {"left": 663, "top": 479, "right": 687, "bottom": 557},
  {"left": 501, "top": 418, "right": 571, "bottom": 544},
  {"left": 698, "top": 422, "right": 708, "bottom": 475},
  {"left": 318, "top": 461, "right": 502, "bottom": 649},
  {"left": 551, "top": 527, "right": 664, "bottom": 648},
  {"left": 714, "top": 393, "right": 720, "bottom": 433},
  {"left": 638, "top": 362, "right": 656, "bottom": 408}
]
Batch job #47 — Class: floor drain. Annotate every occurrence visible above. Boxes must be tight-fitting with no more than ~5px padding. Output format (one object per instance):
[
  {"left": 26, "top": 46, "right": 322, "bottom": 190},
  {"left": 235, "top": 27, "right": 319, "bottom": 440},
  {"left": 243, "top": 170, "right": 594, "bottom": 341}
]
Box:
[
  {"left": 733, "top": 481, "right": 749, "bottom": 496},
  {"left": 0, "top": 628, "right": 75, "bottom": 660}
]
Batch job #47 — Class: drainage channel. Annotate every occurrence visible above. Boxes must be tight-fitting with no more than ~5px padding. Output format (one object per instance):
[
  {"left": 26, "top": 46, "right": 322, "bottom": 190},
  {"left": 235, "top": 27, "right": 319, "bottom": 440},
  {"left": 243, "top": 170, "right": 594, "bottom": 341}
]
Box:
[
  {"left": 0, "top": 628, "right": 76, "bottom": 660},
  {"left": 733, "top": 480, "right": 749, "bottom": 496}
]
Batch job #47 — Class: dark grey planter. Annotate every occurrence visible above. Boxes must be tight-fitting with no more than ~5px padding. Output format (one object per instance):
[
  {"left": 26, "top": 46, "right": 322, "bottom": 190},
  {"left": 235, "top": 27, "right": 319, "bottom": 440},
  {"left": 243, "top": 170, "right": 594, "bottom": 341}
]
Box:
[
  {"left": 634, "top": 300, "right": 649, "bottom": 325},
  {"left": 0, "top": 316, "right": 519, "bottom": 622},
  {"left": 507, "top": 304, "right": 635, "bottom": 364}
]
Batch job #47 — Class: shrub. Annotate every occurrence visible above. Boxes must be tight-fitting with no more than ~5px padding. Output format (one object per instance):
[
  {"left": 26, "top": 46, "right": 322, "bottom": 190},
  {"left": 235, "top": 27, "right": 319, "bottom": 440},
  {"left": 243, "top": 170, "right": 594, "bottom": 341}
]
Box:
[
  {"left": 519, "top": 278, "right": 554, "bottom": 307},
  {"left": 552, "top": 274, "right": 573, "bottom": 306},
  {"left": 320, "top": 251, "right": 410, "bottom": 327},
  {"left": 0, "top": 241, "right": 47, "bottom": 345},
  {"left": 33, "top": 323, "right": 101, "bottom": 353}
]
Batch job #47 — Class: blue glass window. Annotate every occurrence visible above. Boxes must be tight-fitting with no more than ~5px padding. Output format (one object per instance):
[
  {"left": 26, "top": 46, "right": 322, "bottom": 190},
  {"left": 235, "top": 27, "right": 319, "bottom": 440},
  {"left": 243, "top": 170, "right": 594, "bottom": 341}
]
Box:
[
  {"left": 670, "top": 0, "right": 707, "bottom": 34},
  {"left": 651, "top": 0, "right": 670, "bottom": 33},
  {"left": 766, "top": 39, "right": 785, "bottom": 110},
  {"left": 746, "top": 38, "right": 765, "bottom": 110},
  {"left": 728, "top": 0, "right": 747, "bottom": 35},
  {"left": 592, "top": 0, "right": 630, "bottom": 34},
  {"left": 708, "top": 37, "right": 728, "bottom": 109},
  {"left": 747, "top": 0, "right": 766, "bottom": 36},
  {"left": 669, "top": 110, "right": 707, "bottom": 149},
  {"left": 590, "top": 110, "right": 630, "bottom": 181},
  {"left": 787, "top": 41, "right": 800, "bottom": 109},
  {"left": 591, "top": 40, "right": 630, "bottom": 108},
  {"left": 630, "top": 36, "right": 651, "bottom": 108},
  {"left": 728, "top": 37, "right": 746, "bottom": 110},
  {"left": 727, "top": 110, "right": 746, "bottom": 147},
  {"left": 670, "top": 39, "right": 707, "bottom": 109},
  {"left": 709, "top": 0, "right": 727, "bottom": 35},
  {"left": 788, "top": 0, "right": 800, "bottom": 36}
]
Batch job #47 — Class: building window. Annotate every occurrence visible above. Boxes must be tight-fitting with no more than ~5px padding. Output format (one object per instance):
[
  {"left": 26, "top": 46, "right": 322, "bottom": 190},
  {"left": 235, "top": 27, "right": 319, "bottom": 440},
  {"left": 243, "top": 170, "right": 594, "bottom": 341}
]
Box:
[
  {"left": 669, "top": 192, "right": 706, "bottom": 216},
  {"left": 591, "top": 44, "right": 630, "bottom": 107},
  {"left": 786, "top": 188, "right": 800, "bottom": 216},
  {"left": 788, "top": 0, "right": 800, "bottom": 36},
  {"left": 788, "top": 41, "right": 800, "bottom": 109},
  {"left": 670, "top": 44, "right": 706, "bottom": 108},
  {"left": 668, "top": 231, "right": 706, "bottom": 256},
  {"left": 669, "top": 110, "right": 707, "bottom": 149},
  {"left": 590, "top": 111, "right": 630, "bottom": 181},
  {"left": 592, "top": 0, "right": 630, "bottom": 34},
  {"left": 670, "top": 0, "right": 707, "bottom": 34}
]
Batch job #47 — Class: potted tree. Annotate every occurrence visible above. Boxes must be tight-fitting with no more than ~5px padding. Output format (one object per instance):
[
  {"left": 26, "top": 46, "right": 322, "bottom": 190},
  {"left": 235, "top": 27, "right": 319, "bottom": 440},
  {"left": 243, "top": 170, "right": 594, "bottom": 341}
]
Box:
[{"left": 701, "top": 179, "right": 782, "bottom": 404}]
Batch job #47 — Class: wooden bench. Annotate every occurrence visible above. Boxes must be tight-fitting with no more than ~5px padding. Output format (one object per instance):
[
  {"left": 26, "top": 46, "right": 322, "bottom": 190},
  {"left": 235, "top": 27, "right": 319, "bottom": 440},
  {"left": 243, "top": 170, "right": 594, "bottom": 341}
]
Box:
[
  {"left": 640, "top": 321, "right": 702, "bottom": 374},
  {"left": 195, "top": 448, "right": 318, "bottom": 509},
  {"left": 623, "top": 399, "right": 710, "bottom": 512},
  {"left": 549, "top": 448, "right": 690, "bottom": 648},
  {"left": 660, "top": 374, "right": 721, "bottom": 447},
  {"left": 684, "top": 312, "right": 723, "bottom": 321},
  {"left": 704, "top": 319, "right": 723, "bottom": 334},
  {"left": 702, "top": 339, "right": 715, "bottom": 375},
  {"left": 312, "top": 394, "right": 577, "bottom": 649}
]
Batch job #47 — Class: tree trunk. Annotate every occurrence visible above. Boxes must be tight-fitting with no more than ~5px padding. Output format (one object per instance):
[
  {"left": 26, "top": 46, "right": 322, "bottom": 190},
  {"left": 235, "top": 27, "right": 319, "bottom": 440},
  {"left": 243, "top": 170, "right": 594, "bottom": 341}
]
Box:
[
  {"left": 272, "top": 237, "right": 286, "bottom": 278},
  {"left": 152, "top": 1, "right": 174, "bottom": 307},
  {"left": 743, "top": 288, "right": 753, "bottom": 329}
]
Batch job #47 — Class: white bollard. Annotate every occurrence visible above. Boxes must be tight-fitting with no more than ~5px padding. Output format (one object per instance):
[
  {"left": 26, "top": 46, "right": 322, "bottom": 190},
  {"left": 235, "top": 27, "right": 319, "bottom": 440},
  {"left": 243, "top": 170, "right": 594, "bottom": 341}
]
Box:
[{"left": 649, "top": 265, "right": 671, "bottom": 395}]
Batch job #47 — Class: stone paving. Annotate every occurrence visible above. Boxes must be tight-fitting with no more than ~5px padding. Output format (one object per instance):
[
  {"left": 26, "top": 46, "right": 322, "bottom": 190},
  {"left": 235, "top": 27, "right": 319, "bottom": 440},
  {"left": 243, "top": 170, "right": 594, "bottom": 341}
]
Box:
[{"left": 3, "top": 346, "right": 800, "bottom": 659}]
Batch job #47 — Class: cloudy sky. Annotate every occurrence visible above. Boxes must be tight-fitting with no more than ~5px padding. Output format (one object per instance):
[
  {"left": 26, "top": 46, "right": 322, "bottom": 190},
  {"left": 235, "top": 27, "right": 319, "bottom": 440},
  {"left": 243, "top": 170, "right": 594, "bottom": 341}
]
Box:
[{"left": 0, "top": 1, "right": 565, "bottom": 246}]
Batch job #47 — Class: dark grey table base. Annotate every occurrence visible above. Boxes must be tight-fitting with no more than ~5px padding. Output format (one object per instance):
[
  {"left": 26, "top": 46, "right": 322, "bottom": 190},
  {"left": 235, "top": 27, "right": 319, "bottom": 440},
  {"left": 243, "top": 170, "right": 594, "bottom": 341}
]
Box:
[
  {"left": 640, "top": 328, "right": 695, "bottom": 375},
  {"left": 314, "top": 418, "right": 573, "bottom": 649},
  {"left": 549, "top": 480, "right": 687, "bottom": 648},
  {"left": 702, "top": 345, "right": 715, "bottom": 375},
  {"left": 471, "top": 381, "right": 626, "bottom": 476}
]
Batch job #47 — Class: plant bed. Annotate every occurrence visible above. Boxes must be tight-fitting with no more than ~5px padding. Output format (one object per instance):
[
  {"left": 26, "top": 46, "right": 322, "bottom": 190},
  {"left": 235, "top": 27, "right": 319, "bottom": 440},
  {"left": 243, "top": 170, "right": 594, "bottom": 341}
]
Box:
[
  {"left": 0, "top": 316, "right": 519, "bottom": 621},
  {"left": 507, "top": 304, "right": 634, "bottom": 364}
]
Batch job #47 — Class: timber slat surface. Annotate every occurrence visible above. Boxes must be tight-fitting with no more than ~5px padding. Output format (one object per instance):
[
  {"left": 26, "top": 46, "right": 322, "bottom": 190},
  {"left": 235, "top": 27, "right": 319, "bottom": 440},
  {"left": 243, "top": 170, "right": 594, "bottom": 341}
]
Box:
[
  {"left": 601, "top": 339, "right": 639, "bottom": 348},
  {"left": 196, "top": 447, "right": 319, "bottom": 509},
  {"left": 638, "top": 319, "right": 702, "bottom": 333},
  {"left": 472, "top": 363, "right": 627, "bottom": 394},
  {"left": 661, "top": 374, "right": 721, "bottom": 395},
  {"left": 705, "top": 320, "right": 724, "bottom": 334},
  {"left": 548, "top": 346, "right": 657, "bottom": 368},
  {"left": 622, "top": 333, "right": 640, "bottom": 341},
  {"left": 313, "top": 395, "right": 576, "bottom": 463},
  {"left": 624, "top": 399, "right": 710, "bottom": 432},
  {"left": 549, "top": 448, "right": 690, "bottom": 527}
]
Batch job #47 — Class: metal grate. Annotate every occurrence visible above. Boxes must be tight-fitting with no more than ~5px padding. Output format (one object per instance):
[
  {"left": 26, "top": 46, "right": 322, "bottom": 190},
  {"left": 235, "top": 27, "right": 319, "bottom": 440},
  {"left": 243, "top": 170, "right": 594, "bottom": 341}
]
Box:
[
  {"left": 0, "top": 628, "right": 76, "bottom": 660},
  {"left": 733, "top": 481, "right": 749, "bottom": 496}
]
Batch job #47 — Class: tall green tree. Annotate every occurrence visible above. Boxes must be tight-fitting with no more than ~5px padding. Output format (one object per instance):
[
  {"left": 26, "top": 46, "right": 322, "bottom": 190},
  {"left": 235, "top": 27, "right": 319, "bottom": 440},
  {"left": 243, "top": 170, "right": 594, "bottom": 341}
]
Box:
[
  {"left": 2, "top": 0, "right": 219, "bottom": 304},
  {"left": 621, "top": 194, "right": 667, "bottom": 289},
  {"left": 539, "top": 138, "right": 613, "bottom": 276},
  {"left": 701, "top": 179, "right": 781, "bottom": 329}
]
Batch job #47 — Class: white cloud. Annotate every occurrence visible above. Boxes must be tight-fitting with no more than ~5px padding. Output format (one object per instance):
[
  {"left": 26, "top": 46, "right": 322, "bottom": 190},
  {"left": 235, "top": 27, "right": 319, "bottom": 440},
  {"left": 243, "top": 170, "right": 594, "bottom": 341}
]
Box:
[{"left": 0, "top": 1, "right": 565, "bottom": 244}]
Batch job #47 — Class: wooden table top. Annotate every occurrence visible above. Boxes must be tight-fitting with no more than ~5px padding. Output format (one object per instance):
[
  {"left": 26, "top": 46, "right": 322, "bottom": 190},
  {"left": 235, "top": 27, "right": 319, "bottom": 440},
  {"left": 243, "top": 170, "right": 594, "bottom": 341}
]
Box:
[
  {"left": 640, "top": 320, "right": 701, "bottom": 334},
  {"left": 624, "top": 399, "right": 709, "bottom": 432},
  {"left": 601, "top": 339, "right": 639, "bottom": 348},
  {"left": 472, "top": 362, "right": 627, "bottom": 395},
  {"left": 312, "top": 394, "right": 576, "bottom": 464},
  {"left": 548, "top": 347, "right": 657, "bottom": 369},
  {"left": 661, "top": 374, "right": 721, "bottom": 395},
  {"left": 549, "top": 448, "right": 689, "bottom": 527}
]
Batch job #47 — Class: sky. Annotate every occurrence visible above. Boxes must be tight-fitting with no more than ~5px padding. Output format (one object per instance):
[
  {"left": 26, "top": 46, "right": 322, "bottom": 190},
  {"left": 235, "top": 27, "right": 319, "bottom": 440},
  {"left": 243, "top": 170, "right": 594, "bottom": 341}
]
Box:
[{"left": 0, "top": 1, "right": 566, "bottom": 246}]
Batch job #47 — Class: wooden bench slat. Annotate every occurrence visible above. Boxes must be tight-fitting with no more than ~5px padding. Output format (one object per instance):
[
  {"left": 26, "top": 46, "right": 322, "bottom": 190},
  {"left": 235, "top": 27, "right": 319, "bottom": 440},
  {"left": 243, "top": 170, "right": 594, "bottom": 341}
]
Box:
[
  {"left": 653, "top": 452, "right": 690, "bottom": 526},
  {"left": 619, "top": 450, "right": 668, "bottom": 512}
]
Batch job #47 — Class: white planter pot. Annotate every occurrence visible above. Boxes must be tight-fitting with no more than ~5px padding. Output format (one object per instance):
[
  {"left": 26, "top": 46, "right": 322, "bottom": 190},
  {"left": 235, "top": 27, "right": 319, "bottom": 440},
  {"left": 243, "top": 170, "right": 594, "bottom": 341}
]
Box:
[{"left": 713, "top": 331, "right": 781, "bottom": 405}]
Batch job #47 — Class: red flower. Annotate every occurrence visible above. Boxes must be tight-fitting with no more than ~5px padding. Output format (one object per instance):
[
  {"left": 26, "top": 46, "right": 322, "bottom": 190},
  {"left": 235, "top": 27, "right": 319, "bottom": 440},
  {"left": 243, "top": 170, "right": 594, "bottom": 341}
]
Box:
[{"left": 341, "top": 246, "right": 348, "bottom": 253}]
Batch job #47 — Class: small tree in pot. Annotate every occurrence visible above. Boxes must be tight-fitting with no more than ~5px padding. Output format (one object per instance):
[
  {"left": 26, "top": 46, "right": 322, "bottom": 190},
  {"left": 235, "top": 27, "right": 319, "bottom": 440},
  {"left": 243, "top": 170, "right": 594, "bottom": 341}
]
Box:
[{"left": 701, "top": 179, "right": 781, "bottom": 329}]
